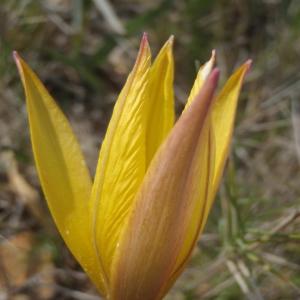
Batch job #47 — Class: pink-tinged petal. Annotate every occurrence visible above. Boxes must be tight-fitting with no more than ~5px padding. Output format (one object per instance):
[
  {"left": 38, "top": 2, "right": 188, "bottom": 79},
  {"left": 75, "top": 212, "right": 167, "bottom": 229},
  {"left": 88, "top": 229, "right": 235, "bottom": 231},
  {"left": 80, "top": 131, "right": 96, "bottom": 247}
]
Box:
[
  {"left": 161, "top": 61, "right": 252, "bottom": 295},
  {"left": 185, "top": 50, "right": 216, "bottom": 110},
  {"left": 110, "top": 70, "right": 220, "bottom": 300}
]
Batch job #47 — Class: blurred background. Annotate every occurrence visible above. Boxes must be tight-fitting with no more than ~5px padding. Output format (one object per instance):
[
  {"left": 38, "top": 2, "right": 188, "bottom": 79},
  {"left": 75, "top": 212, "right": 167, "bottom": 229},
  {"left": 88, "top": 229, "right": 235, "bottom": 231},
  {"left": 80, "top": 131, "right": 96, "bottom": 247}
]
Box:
[{"left": 1, "top": 0, "right": 300, "bottom": 299}]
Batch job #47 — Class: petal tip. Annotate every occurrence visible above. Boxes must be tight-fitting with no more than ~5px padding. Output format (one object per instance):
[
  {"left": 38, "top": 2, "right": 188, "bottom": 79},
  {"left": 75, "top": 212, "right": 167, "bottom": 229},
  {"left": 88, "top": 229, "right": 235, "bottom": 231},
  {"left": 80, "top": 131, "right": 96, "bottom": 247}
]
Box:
[
  {"left": 211, "top": 49, "right": 216, "bottom": 59},
  {"left": 13, "top": 51, "right": 25, "bottom": 80},
  {"left": 245, "top": 59, "right": 252, "bottom": 71},
  {"left": 168, "top": 35, "right": 175, "bottom": 44},
  {"left": 210, "top": 68, "right": 220, "bottom": 86},
  {"left": 141, "top": 32, "right": 149, "bottom": 46},
  {"left": 13, "top": 51, "right": 21, "bottom": 68},
  {"left": 210, "top": 49, "right": 217, "bottom": 67},
  {"left": 135, "top": 33, "right": 151, "bottom": 66},
  {"left": 139, "top": 32, "right": 150, "bottom": 55},
  {"left": 12, "top": 50, "right": 19, "bottom": 61}
]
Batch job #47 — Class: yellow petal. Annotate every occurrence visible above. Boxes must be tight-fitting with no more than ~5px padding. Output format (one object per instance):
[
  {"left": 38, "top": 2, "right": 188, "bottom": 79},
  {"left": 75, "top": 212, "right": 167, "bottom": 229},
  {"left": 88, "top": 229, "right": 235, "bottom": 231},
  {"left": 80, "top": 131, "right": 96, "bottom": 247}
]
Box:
[
  {"left": 111, "top": 70, "right": 220, "bottom": 300},
  {"left": 145, "top": 36, "right": 175, "bottom": 166},
  {"left": 90, "top": 35, "right": 151, "bottom": 283},
  {"left": 14, "top": 53, "right": 106, "bottom": 294},
  {"left": 210, "top": 60, "right": 252, "bottom": 210},
  {"left": 185, "top": 50, "right": 216, "bottom": 110}
]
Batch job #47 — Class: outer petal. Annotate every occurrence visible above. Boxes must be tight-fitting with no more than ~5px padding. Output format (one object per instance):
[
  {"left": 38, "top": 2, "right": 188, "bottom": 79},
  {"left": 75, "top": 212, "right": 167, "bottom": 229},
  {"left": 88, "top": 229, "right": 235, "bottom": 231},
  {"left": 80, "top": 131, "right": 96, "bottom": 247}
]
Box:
[
  {"left": 14, "top": 53, "right": 106, "bottom": 294},
  {"left": 155, "top": 51, "right": 216, "bottom": 290},
  {"left": 90, "top": 35, "right": 151, "bottom": 284},
  {"left": 145, "top": 36, "right": 175, "bottom": 166},
  {"left": 162, "top": 61, "right": 252, "bottom": 295},
  {"left": 185, "top": 50, "right": 216, "bottom": 110},
  {"left": 111, "top": 70, "right": 220, "bottom": 300}
]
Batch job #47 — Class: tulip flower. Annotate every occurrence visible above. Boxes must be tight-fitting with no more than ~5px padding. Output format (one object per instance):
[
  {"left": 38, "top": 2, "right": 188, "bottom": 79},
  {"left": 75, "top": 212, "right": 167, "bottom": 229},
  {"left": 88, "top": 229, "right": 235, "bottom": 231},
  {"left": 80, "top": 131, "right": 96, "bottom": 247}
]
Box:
[{"left": 14, "top": 34, "right": 251, "bottom": 300}]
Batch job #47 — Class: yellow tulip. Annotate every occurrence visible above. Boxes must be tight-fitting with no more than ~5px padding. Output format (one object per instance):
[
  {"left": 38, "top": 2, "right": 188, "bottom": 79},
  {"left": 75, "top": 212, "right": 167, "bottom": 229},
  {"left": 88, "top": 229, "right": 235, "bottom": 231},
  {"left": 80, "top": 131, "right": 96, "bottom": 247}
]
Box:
[{"left": 14, "top": 34, "right": 251, "bottom": 300}]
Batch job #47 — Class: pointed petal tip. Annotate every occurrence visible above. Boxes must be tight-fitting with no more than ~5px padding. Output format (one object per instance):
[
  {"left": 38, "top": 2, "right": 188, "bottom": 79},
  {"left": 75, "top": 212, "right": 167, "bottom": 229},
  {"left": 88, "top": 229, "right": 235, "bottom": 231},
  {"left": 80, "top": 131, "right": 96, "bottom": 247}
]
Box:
[
  {"left": 168, "top": 35, "right": 175, "bottom": 44},
  {"left": 12, "top": 50, "right": 19, "bottom": 61},
  {"left": 13, "top": 51, "right": 21, "bottom": 68},
  {"left": 209, "top": 68, "right": 220, "bottom": 86},
  {"left": 190, "top": 67, "right": 219, "bottom": 111},
  {"left": 210, "top": 49, "right": 217, "bottom": 67},
  {"left": 161, "top": 35, "right": 174, "bottom": 52},
  {"left": 246, "top": 59, "right": 252, "bottom": 65},
  {"left": 13, "top": 51, "right": 25, "bottom": 81},
  {"left": 139, "top": 32, "right": 150, "bottom": 54},
  {"left": 211, "top": 49, "right": 216, "bottom": 59},
  {"left": 135, "top": 33, "right": 151, "bottom": 66},
  {"left": 141, "top": 32, "right": 148, "bottom": 45},
  {"left": 245, "top": 59, "right": 252, "bottom": 71}
]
